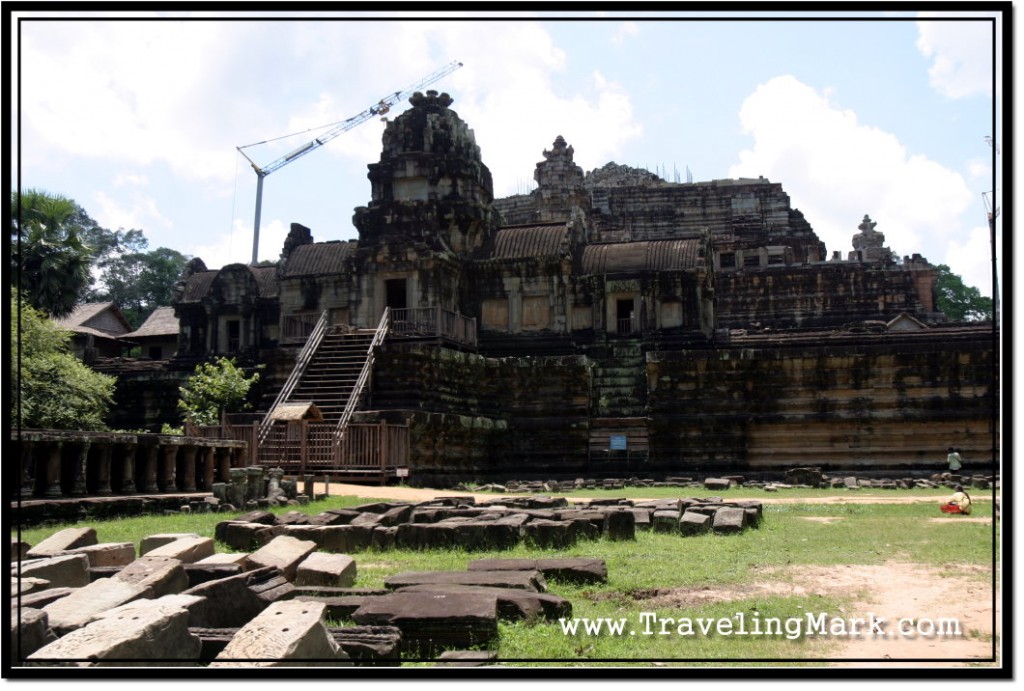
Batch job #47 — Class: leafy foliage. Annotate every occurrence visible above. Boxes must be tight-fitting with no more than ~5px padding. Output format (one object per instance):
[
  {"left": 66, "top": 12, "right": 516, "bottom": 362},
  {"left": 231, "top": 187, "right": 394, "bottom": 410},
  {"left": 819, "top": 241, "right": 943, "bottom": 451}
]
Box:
[
  {"left": 11, "top": 295, "right": 117, "bottom": 430},
  {"left": 87, "top": 238, "right": 190, "bottom": 329},
  {"left": 10, "top": 189, "right": 96, "bottom": 317},
  {"left": 934, "top": 264, "right": 994, "bottom": 322},
  {"left": 178, "top": 357, "right": 260, "bottom": 426}
]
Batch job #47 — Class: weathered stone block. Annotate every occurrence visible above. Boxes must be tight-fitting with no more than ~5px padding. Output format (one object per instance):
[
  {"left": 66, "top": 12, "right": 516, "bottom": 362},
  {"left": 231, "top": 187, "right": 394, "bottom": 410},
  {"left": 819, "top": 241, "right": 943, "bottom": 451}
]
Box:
[
  {"left": 214, "top": 521, "right": 277, "bottom": 552},
  {"left": 195, "top": 552, "right": 250, "bottom": 568},
  {"left": 396, "top": 583, "right": 571, "bottom": 622},
  {"left": 629, "top": 508, "right": 652, "bottom": 530},
  {"left": 371, "top": 526, "right": 398, "bottom": 551},
  {"left": 652, "top": 509, "right": 681, "bottom": 533},
  {"left": 31, "top": 595, "right": 202, "bottom": 665},
  {"left": 248, "top": 535, "right": 318, "bottom": 581},
  {"left": 523, "top": 519, "right": 577, "bottom": 549},
  {"left": 679, "top": 510, "right": 711, "bottom": 535},
  {"left": 11, "top": 607, "right": 57, "bottom": 665},
  {"left": 42, "top": 577, "right": 153, "bottom": 635},
  {"left": 384, "top": 570, "right": 546, "bottom": 592},
  {"left": 703, "top": 478, "right": 732, "bottom": 491},
  {"left": 352, "top": 590, "right": 498, "bottom": 655},
  {"left": 209, "top": 600, "right": 350, "bottom": 667},
  {"left": 183, "top": 562, "right": 243, "bottom": 588},
  {"left": 144, "top": 537, "right": 215, "bottom": 564},
  {"left": 468, "top": 557, "right": 608, "bottom": 585},
  {"left": 711, "top": 507, "right": 747, "bottom": 533},
  {"left": 25, "top": 527, "right": 97, "bottom": 559},
  {"left": 603, "top": 509, "right": 636, "bottom": 540},
  {"left": 295, "top": 553, "right": 356, "bottom": 588},
  {"left": 183, "top": 572, "right": 269, "bottom": 628},
  {"left": 378, "top": 504, "right": 414, "bottom": 526},
  {"left": 139, "top": 533, "right": 200, "bottom": 556},
  {"left": 15, "top": 554, "right": 90, "bottom": 589},
  {"left": 63, "top": 542, "right": 136, "bottom": 568},
  {"left": 115, "top": 556, "right": 189, "bottom": 597}
]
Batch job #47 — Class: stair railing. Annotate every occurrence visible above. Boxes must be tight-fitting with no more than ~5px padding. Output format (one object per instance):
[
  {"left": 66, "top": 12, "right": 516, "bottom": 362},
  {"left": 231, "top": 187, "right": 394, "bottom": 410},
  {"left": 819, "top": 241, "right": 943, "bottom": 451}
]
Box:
[
  {"left": 258, "top": 309, "right": 330, "bottom": 445},
  {"left": 334, "top": 308, "right": 390, "bottom": 450}
]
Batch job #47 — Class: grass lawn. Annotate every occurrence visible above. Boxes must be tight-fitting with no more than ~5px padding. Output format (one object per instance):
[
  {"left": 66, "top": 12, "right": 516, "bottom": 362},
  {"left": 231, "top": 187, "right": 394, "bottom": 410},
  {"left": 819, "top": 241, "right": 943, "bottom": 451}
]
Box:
[{"left": 13, "top": 490, "right": 997, "bottom": 666}]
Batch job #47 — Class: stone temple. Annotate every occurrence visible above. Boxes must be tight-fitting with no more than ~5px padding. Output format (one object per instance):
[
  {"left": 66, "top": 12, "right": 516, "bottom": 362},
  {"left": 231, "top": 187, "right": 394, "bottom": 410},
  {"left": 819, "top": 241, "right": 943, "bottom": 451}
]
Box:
[{"left": 105, "top": 90, "right": 994, "bottom": 484}]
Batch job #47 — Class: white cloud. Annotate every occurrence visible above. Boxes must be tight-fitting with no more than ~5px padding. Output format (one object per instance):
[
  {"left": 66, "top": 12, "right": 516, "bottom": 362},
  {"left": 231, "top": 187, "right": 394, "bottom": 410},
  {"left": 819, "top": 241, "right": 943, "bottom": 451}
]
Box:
[
  {"left": 915, "top": 15, "right": 995, "bottom": 99},
  {"left": 729, "top": 75, "right": 975, "bottom": 276},
  {"left": 92, "top": 189, "right": 172, "bottom": 232},
  {"left": 944, "top": 224, "right": 997, "bottom": 299},
  {"left": 190, "top": 217, "right": 289, "bottom": 269},
  {"left": 611, "top": 22, "right": 639, "bottom": 45}
]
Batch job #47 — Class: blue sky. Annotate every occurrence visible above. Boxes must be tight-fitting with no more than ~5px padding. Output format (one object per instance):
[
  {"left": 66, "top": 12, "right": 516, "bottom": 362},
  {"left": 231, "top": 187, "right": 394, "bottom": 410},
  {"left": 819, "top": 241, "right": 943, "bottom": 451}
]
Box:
[{"left": 12, "top": 9, "right": 1003, "bottom": 298}]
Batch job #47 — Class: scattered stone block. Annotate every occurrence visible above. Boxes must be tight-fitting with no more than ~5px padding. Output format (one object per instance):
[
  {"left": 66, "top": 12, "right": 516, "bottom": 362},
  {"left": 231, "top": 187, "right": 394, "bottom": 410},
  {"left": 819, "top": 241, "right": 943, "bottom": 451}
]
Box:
[
  {"left": 234, "top": 510, "right": 277, "bottom": 525},
  {"left": 468, "top": 557, "right": 607, "bottom": 584},
  {"left": 11, "top": 607, "right": 57, "bottom": 665},
  {"left": 319, "top": 525, "right": 375, "bottom": 553},
  {"left": 349, "top": 512, "right": 385, "bottom": 527},
  {"left": 248, "top": 535, "right": 318, "bottom": 581},
  {"left": 435, "top": 650, "right": 497, "bottom": 667},
  {"left": 11, "top": 539, "right": 30, "bottom": 562},
  {"left": 144, "top": 537, "right": 215, "bottom": 564},
  {"left": 115, "top": 556, "right": 189, "bottom": 597},
  {"left": 329, "top": 626, "right": 402, "bottom": 666},
  {"left": 195, "top": 552, "right": 250, "bottom": 569},
  {"left": 183, "top": 562, "right": 243, "bottom": 588},
  {"left": 12, "top": 576, "right": 50, "bottom": 595},
  {"left": 603, "top": 509, "right": 636, "bottom": 540},
  {"left": 63, "top": 542, "right": 136, "bottom": 568},
  {"left": 396, "top": 583, "right": 571, "bottom": 622},
  {"left": 246, "top": 567, "right": 296, "bottom": 603},
  {"left": 384, "top": 570, "right": 546, "bottom": 592},
  {"left": 25, "top": 527, "right": 97, "bottom": 559},
  {"left": 352, "top": 590, "right": 498, "bottom": 655},
  {"left": 652, "top": 509, "right": 681, "bottom": 533},
  {"left": 139, "top": 533, "right": 201, "bottom": 556},
  {"left": 14, "top": 586, "right": 75, "bottom": 610},
  {"left": 703, "top": 478, "right": 732, "bottom": 491},
  {"left": 679, "top": 510, "right": 711, "bottom": 535},
  {"left": 711, "top": 507, "right": 747, "bottom": 534},
  {"left": 183, "top": 571, "right": 270, "bottom": 628},
  {"left": 523, "top": 520, "right": 577, "bottom": 549},
  {"left": 295, "top": 553, "right": 356, "bottom": 588},
  {"left": 30, "top": 595, "right": 202, "bottom": 665},
  {"left": 209, "top": 600, "right": 350, "bottom": 667},
  {"left": 214, "top": 521, "right": 277, "bottom": 552},
  {"left": 371, "top": 526, "right": 398, "bottom": 551},
  {"left": 15, "top": 554, "right": 90, "bottom": 589},
  {"left": 42, "top": 577, "right": 153, "bottom": 635}
]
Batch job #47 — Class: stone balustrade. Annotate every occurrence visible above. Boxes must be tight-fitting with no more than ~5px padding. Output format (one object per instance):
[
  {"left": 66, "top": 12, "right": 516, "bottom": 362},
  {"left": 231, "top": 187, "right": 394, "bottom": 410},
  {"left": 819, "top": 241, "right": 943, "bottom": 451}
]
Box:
[{"left": 11, "top": 430, "right": 249, "bottom": 500}]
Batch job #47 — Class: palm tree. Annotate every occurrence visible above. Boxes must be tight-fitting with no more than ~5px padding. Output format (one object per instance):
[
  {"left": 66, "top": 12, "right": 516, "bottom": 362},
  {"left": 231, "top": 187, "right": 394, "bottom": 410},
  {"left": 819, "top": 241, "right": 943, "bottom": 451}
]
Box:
[{"left": 10, "top": 189, "right": 95, "bottom": 318}]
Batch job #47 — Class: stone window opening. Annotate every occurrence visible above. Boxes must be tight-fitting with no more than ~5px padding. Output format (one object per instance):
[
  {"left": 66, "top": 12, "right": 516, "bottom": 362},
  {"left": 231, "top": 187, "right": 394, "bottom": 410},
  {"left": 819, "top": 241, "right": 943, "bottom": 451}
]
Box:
[
  {"left": 743, "top": 253, "right": 762, "bottom": 268},
  {"left": 719, "top": 252, "right": 736, "bottom": 269},
  {"left": 386, "top": 278, "right": 408, "bottom": 310},
  {"left": 616, "top": 298, "right": 636, "bottom": 334},
  {"left": 227, "top": 320, "right": 241, "bottom": 352}
]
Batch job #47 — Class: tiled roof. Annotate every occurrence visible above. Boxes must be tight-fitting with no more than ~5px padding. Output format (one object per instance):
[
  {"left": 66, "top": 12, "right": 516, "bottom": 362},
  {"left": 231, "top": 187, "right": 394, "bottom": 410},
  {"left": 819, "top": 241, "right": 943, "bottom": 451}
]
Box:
[
  {"left": 180, "top": 271, "right": 218, "bottom": 303},
  {"left": 178, "top": 265, "right": 279, "bottom": 303},
  {"left": 581, "top": 239, "right": 702, "bottom": 275},
  {"left": 281, "top": 241, "right": 355, "bottom": 278},
  {"left": 490, "top": 223, "right": 571, "bottom": 260},
  {"left": 122, "top": 307, "right": 178, "bottom": 339},
  {"left": 54, "top": 302, "right": 132, "bottom": 336}
]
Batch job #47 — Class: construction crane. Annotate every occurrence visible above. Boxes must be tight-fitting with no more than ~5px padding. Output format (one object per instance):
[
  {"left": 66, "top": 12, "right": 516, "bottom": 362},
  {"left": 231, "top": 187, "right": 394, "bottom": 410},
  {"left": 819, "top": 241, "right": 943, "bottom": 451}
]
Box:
[{"left": 237, "top": 60, "right": 464, "bottom": 265}]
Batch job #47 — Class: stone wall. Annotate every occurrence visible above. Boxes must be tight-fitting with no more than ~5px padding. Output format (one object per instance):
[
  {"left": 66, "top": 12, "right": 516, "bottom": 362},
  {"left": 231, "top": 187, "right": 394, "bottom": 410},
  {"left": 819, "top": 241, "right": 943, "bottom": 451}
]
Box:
[{"left": 646, "top": 328, "right": 996, "bottom": 472}]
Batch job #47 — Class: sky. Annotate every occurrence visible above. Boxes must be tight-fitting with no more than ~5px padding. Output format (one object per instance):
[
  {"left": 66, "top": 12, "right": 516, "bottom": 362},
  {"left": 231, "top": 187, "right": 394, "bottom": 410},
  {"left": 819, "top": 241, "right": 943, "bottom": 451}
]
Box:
[{"left": 11, "top": 8, "right": 1004, "bottom": 299}]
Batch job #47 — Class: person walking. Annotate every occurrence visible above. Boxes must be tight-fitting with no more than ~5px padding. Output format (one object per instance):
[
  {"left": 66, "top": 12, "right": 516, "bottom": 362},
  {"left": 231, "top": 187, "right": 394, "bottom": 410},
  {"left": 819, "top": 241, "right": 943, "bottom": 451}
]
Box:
[{"left": 946, "top": 446, "right": 963, "bottom": 474}]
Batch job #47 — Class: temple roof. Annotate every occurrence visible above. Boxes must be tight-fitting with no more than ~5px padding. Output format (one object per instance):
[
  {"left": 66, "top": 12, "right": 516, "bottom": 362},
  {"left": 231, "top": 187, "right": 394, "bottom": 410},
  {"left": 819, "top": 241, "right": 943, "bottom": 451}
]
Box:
[
  {"left": 281, "top": 241, "right": 356, "bottom": 278},
  {"left": 581, "top": 239, "right": 702, "bottom": 274},
  {"left": 178, "top": 265, "right": 279, "bottom": 303},
  {"left": 490, "top": 223, "right": 571, "bottom": 260}
]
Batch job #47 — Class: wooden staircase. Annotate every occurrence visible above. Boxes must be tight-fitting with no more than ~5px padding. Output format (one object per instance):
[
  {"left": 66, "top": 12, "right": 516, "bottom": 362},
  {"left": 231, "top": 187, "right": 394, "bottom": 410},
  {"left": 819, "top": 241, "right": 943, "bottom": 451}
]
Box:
[{"left": 287, "top": 329, "right": 376, "bottom": 427}]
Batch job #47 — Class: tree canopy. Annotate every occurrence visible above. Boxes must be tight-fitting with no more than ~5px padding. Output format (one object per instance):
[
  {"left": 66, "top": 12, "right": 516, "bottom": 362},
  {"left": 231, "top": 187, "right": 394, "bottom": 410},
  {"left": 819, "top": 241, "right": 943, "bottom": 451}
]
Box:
[
  {"left": 934, "top": 264, "right": 994, "bottom": 323},
  {"left": 11, "top": 294, "right": 117, "bottom": 430},
  {"left": 178, "top": 357, "right": 260, "bottom": 427}
]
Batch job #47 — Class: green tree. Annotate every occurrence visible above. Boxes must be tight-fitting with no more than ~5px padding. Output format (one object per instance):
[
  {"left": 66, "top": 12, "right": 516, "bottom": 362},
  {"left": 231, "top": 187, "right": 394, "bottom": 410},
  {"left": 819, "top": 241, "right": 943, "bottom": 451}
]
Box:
[
  {"left": 11, "top": 294, "right": 117, "bottom": 430},
  {"left": 88, "top": 239, "right": 190, "bottom": 328},
  {"left": 934, "top": 264, "right": 994, "bottom": 322},
  {"left": 178, "top": 357, "right": 260, "bottom": 427},
  {"left": 10, "top": 189, "right": 96, "bottom": 317}
]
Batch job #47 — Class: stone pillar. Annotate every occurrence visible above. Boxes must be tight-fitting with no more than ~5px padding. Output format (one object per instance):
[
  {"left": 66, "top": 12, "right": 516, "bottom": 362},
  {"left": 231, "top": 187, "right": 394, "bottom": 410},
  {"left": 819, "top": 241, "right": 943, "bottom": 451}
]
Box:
[
  {"left": 95, "top": 443, "right": 114, "bottom": 496},
  {"left": 246, "top": 466, "right": 265, "bottom": 503},
  {"left": 19, "top": 440, "right": 36, "bottom": 498},
  {"left": 304, "top": 474, "right": 315, "bottom": 499},
  {"left": 140, "top": 444, "right": 160, "bottom": 493},
  {"left": 268, "top": 467, "right": 284, "bottom": 494},
  {"left": 120, "top": 443, "right": 137, "bottom": 493},
  {"left": 201, "top": 446, "right": 215, "bottom": 490},
  {"left": 44, "top": 441, "right": 64, "bottom": 498},
  {"left": 71, "top": 441, "right": 91, "bottom": 496},
  {"left": 227, "top": 467, "right": 247, "bottom": 508},
  {"left": 159, "top": 444, "right": 179, "bottom": 492},
  {"left": 216, "top": 446, "right": 232, "bottom": 483},
  {"left": 180, "top": 445, "right": 198, "bottom": 492}
]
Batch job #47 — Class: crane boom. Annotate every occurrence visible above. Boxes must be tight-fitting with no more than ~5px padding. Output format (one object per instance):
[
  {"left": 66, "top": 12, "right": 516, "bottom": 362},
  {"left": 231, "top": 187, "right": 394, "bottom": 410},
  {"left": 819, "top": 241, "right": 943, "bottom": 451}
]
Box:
[{"left": 239, "top": 60, "right": 463, "bottom": 265}]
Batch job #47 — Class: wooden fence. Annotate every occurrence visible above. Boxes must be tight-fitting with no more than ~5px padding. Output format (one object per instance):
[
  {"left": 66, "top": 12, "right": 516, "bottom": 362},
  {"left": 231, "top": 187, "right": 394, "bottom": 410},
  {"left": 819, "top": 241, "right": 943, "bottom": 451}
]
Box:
[{"left": 185, "top": 420, "right": 409, "bottom": 479}]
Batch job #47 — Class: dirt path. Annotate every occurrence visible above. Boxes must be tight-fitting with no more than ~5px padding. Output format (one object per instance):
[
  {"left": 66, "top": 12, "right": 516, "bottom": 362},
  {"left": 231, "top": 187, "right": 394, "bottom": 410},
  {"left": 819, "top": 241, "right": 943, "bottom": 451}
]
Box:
[{"left": 321, "top": 482, "right": 993, "bottom": 506}]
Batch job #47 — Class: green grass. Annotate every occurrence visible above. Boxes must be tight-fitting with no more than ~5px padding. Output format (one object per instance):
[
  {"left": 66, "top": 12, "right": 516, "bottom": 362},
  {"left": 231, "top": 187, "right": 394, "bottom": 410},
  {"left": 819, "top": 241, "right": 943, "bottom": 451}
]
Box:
[{"left": 13, "top": 490, "right": 998, "bottom": 665}]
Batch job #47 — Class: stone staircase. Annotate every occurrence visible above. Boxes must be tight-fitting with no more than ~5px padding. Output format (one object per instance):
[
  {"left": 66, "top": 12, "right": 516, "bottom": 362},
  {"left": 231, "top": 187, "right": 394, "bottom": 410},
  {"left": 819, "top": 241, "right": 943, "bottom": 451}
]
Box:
[
  {"left": 588, "top": 340, "right": 648, "bottom": 418},
  {"left": 282, "top": 329, "right": 377, "bottom": 427}
]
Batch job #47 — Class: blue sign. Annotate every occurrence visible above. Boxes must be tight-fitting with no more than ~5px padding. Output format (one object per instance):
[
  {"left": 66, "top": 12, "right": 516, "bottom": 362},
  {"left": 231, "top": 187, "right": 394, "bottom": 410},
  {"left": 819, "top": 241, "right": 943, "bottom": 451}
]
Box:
[{"left": 609, "top": 435, "right": 628, "bottom": 451}]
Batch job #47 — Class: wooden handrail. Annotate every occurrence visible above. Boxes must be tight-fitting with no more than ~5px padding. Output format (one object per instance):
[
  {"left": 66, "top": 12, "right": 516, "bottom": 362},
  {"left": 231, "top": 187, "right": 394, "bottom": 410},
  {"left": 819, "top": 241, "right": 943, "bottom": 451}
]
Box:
[
  {"left": 258, "top": 309, "right": 330, "bottom": 445},
  {"left": 333, "top": 308, "right": 390, "bottom": 452}
]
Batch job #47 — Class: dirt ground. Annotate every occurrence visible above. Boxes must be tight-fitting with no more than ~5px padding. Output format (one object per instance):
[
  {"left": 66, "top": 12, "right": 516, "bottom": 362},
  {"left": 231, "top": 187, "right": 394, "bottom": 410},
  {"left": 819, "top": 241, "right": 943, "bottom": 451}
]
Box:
[{"left": 322, "top": 482, "right": 1001, "bottom": 667}]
